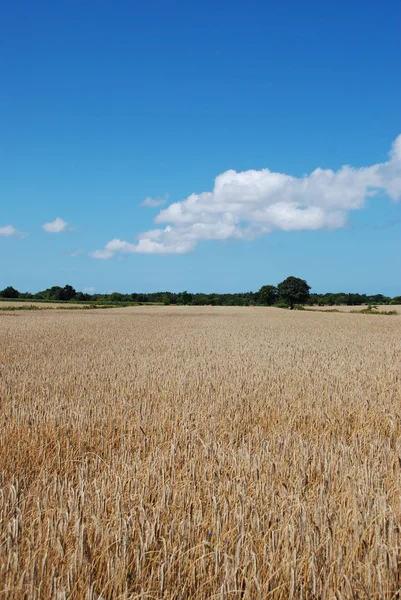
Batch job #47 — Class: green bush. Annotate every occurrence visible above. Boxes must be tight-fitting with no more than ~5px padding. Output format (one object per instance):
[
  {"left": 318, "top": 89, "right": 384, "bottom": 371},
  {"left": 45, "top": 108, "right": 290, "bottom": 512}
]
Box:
[
  {"left": 274, "top": 301, "right": 290, "bottom": 309},
  {"left": 351, "top": 308, "right": 398, "bottom": 316}
]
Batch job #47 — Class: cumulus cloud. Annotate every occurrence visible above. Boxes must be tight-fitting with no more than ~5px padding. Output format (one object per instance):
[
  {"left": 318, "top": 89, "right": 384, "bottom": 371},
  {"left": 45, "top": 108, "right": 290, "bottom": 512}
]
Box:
[
  {"left": 90, "top": 134, "right": 401, "bottom": 258},
  {"left": 140, "top": 194, "right": 169, "bottom": 207},
  {"left": 0, "top": 225, "right": 26, "bottom": 238},
  {"left": 42, "top": 217, "right": 69, "bottom": 233}
]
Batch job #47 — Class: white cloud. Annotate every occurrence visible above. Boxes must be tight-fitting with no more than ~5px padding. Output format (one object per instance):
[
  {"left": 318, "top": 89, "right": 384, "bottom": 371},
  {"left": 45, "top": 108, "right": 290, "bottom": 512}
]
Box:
[
  {"left": 140, "top": 194, "right": 168, "bottom": 207},
  {"left": 42, "top": 217, "right": 69, "bottom": 233},
  {"left": 90, "top": 239, "right": 136, "bottom": 259},
  {"left": 83, "top": 286, "right": 96, "bottom": 292},
  {"left": 0, "top": 225, "right": 26, "bottom": 238},
  {"left": 90, "top": 249, "right": 115, "bottom": 260},
  {"left": 90, "top": 134, "right": 401, "bottom": 257}
]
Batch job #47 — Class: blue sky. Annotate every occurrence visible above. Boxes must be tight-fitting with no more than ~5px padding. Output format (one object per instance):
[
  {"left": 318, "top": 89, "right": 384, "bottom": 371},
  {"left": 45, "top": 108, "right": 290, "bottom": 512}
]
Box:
[{"left": 1, "top": 0, "right": 400, "bottom": 295}]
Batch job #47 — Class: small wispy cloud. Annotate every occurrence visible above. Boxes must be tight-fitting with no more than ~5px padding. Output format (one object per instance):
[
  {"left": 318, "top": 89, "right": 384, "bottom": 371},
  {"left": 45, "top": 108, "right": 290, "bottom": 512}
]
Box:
[
  {"left": 42, "top": 217, "right": 69, "bottom": 233},
  {"left": 83, "top": 286, "right": 96, "bottom": 292},
  {"left": 67, "top": 248, "right": 85, "bottom": 257},
  {"left": 140, "top": 194, "right": 169, "bottom": 208},
  {"left": 0, "top": 225, "right": 27, "bottom": 238},
  {"left": 374, "top": 217, "right": 401, "bottom": 230}
]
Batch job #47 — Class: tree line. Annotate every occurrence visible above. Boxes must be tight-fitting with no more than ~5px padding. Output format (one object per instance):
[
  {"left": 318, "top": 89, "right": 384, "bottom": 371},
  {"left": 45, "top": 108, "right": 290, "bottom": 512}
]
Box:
[{"left": 1, "top": 278, "right": 400, "bottom": 308}]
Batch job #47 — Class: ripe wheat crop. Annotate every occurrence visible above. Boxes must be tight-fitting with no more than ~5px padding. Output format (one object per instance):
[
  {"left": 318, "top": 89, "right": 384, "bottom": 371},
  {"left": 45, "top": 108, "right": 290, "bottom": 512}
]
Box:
[{"left": 1, "top": 306, "right": 400, "bottom": 599}]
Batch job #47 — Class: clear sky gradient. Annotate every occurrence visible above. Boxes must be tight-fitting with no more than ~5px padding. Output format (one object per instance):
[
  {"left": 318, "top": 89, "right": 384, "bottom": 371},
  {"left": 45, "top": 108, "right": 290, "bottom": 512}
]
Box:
[{"left": 1, "top": 0, "right": 400, "bottom": 295}]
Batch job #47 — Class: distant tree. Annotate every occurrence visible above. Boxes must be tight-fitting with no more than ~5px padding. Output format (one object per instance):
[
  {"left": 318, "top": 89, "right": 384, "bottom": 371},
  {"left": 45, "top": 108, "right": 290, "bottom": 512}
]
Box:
[
  {"left": 160, "top": 293, "right": 171, "bottom": 305},
  {"left": 192, "top": 293, "right": 208, "bottom": 305},
  {"left": 177, "top": 291, "right": 192, "bottom": 305},
  {"left": 277, "top": 276, "right": 310, "bottom": 309},
  {"left": 257, "top": 285, "right": 278, "bottom": 306},
  {"left": 35, "top": 286, "right": 62, "bottom": 300},
  {"left": 345, "top": 293, "right": 365, "bottom": 306},
  {"left": 62, "top": 285, "right": 76, "bottom": 301},
  {"left": 75, "top": 291, "right": 91, "bottom": 301},
  {"left": 109, "top": 292, "right": 124, "bottom": 302},
  {"left": 0, "top": 286, "right": 20, "bottom": 299},
  {"left": 368, "top": 294, "right": 390, "bottom": 305},
  {"left": 306, "top": 293, "right": 319, "bottom": 306}
]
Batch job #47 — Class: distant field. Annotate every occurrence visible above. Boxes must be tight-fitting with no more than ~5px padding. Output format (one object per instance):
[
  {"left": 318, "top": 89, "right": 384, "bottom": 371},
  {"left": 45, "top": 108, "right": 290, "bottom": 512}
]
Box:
[
  {"left": 307, "top": 303, "right": 401, "bottom": 313},
  {"left": 0, "top": 300, "right": 88, "bottom": 308},
  {"left": 0, "top": 300, "right": 162, "bottom": 310},
  {"left": 1, "top": 306, "right": 401, "bottom": 599}
]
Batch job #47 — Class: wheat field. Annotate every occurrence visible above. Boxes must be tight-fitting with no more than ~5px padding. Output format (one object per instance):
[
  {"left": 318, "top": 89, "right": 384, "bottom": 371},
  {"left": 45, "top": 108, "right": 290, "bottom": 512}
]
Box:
[
  {"left": 1, "top": 306, "right": 400, "bottom": 599},
  {"left": 306, "top": 305, "right": 401, "bottom": 313}
]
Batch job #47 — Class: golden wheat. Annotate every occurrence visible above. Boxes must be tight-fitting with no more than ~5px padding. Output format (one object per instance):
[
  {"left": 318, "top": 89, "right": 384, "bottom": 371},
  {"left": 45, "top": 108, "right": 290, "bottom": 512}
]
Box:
[
  {"left": 1, "top": 306, "right": 400, "bottom": 599},
  {"left": 306, "top": 304, "right": 401, "bottom": 313}
]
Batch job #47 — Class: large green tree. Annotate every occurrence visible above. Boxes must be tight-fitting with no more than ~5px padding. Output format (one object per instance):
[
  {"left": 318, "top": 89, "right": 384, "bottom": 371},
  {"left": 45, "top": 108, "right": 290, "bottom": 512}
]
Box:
[
  {"left": 257, "top": 285, "right": 278, "bottom": 306},
  {"left": 277, "top": 276, "right": 310, "bottom": 309}
]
